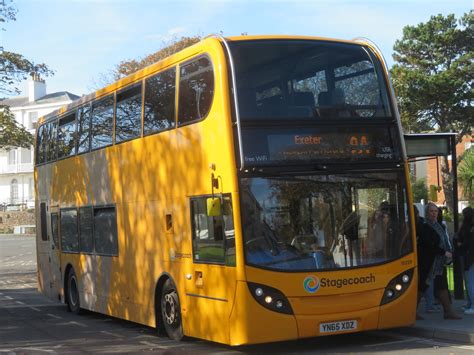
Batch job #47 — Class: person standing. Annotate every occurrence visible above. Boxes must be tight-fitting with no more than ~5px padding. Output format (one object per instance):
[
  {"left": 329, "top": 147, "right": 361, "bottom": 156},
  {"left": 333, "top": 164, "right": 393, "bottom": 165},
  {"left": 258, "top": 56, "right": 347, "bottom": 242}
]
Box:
[
  {"left": 420, "top": 203, "right": 461, "bottom": 319},
  {"left": 458, "top": 207, "right": 474, "bottom": 315},
  {"left": 414, "top": 206, "right": 438, "bottom": 313}
]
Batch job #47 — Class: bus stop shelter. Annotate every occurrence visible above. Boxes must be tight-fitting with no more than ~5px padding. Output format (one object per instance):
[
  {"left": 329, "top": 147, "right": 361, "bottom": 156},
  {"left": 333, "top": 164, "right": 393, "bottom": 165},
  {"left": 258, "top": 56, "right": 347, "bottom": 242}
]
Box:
[{"left": 404, "top": 133, "right": 464, "bottom": 299}]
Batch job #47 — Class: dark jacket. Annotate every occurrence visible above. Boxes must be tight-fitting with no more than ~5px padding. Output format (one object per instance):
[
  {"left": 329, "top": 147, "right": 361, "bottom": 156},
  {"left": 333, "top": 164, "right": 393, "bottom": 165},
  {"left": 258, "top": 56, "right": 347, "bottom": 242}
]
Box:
[
  {"left": 417, "top": 222, "right": 445, "bottom": 291},
  {"left": 458, "top": 225, "right": 474, "bottom": 269}
]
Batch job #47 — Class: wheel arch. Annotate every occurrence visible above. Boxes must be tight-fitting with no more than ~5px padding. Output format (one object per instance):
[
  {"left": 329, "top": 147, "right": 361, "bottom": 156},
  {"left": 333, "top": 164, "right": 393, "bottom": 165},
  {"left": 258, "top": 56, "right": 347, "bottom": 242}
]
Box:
[
  {"left": 63, "top": 263, "right": 74, "bottom": 305},
  {"left": 154, "top": 272, "right": 179, "bottom": 333}
]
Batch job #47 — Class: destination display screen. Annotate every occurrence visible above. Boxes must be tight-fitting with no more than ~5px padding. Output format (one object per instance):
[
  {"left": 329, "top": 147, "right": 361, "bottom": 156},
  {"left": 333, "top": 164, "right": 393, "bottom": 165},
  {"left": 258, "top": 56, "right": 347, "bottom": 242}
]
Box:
[{"left": 241, "top": 126, "right": 401, "bottom": 166}]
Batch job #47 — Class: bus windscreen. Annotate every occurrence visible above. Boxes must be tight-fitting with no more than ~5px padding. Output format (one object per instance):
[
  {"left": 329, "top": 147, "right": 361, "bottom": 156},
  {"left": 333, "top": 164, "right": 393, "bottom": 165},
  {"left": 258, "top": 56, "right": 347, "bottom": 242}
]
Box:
[{"left": 240, "top": 172, "right": 412, "bottom": 271}]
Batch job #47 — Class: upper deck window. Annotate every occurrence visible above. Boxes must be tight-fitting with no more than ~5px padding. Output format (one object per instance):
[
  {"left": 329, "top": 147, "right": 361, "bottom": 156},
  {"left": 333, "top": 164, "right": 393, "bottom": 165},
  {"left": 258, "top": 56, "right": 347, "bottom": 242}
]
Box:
[
  {"left": 57, "top": 113, "right": 77, "bottom": 159},
  {"left": 178, "top": 56, "right": 214, "bottom": 126},
  {"left": 77, "top": 105, "right": 91, "bottom": 154},
  {"left": 229, "top": 40, "right": 392, "bottom": 121},
  {"left": 46, "top": 121, "right": 58, "bottom": 162},
  {"left": 115, "top": 84, "right": 142, "bottom": 143},
  {"left": 144, "top": 67, "right": 176, "bottom": 135},
  {"left": 91, "top": 95, "right": 114, "bottom": 150}
]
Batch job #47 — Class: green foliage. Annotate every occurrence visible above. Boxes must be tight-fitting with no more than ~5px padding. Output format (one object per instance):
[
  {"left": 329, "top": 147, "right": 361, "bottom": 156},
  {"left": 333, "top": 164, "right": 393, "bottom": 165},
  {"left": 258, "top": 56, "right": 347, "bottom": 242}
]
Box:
[
  {"left": 390, "top": 12, "right": 474, "bottom": 137},
  {"left": 391, "top": 12, "right": 473, "bottom": 211},
  {"left": 458, "top": 148, "right": 474, "bottom": 200},
  {"left": 0, "top": 106, "right": 34, "bottom": 150},
  {"left": 0, "top": 1, "right": 54, "bottom": 96},
  {"left": 0, "top": 0, "right": 49, "bottom": 149},
  {"left": 411, "top": 178, "right": 428, "bottom": 203}
]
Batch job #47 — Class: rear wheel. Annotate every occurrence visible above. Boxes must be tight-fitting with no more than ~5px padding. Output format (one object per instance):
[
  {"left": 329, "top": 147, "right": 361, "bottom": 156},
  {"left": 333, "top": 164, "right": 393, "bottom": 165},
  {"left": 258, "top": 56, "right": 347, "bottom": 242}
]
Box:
[
  {"left": 161, "top": 279, "right": 183, "bottom": 340},
  {"left": 66, "top": 269, "right": 81, "bottom": 314}
]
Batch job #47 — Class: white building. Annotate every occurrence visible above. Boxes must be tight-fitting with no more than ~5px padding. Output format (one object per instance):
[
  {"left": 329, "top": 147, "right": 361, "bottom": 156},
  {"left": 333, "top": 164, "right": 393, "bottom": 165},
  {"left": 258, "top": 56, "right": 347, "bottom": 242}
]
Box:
[{"left": 0, "top": 75, "right": 79, "bottom": 208}]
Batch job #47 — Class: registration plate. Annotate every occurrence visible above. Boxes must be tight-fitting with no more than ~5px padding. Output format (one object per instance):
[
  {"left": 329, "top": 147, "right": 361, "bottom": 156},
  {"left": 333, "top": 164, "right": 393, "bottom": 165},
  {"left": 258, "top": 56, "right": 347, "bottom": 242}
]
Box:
[{"left": 319, "top": 320, "right": 358, "bottom": 334}]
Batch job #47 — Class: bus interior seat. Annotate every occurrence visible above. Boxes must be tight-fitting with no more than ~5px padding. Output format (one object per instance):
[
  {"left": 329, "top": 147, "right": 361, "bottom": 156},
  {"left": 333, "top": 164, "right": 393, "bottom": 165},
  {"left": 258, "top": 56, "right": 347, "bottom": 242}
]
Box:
[
  {"left": 292, "top": 92, "right": 315, "bottom": 107},
  {"left": 289, "top": 91, "right": 316, "bottom": 118},
  {"left": 318, "top": 89, "right": 351, "bottom": 118},
  {"left": 257, "top": 95, "right": 286, "bottom": 118}
]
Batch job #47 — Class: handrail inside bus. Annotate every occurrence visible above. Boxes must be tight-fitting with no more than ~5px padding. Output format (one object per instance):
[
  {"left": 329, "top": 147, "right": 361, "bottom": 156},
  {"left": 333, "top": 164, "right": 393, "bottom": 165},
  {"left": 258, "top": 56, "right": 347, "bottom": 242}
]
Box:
[
  {"left": 353, "top": 37, "right": 407, "bottom": 161},
  {"left": 205, "top": 33, "right": 245, "bottom": 170}
]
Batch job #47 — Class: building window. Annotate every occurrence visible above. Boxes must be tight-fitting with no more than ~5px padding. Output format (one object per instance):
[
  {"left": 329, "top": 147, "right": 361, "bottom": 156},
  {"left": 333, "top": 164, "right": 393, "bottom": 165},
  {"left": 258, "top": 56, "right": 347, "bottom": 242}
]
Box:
[
  {"left": 8, "top": 149, "right": 16, "bottom": 165},
  {"left": 21, "top": 148, "right": 32, "bottom": 164},
  {"left": 28, "top": 111, "right": 38, "bottom": 129},
  {"left": 10, "top": 179, "right": 18, "bottom": 203},
  {"left": 29, "top": 178, "right": 34, "bottom": 199}
]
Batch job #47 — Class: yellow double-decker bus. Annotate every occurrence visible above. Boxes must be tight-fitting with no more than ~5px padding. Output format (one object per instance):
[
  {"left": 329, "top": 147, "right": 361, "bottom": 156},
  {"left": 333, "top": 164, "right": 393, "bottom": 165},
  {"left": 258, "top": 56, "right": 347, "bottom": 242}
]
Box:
[{"left": 35, "top": 35, "right": 416, "bottom": 345}]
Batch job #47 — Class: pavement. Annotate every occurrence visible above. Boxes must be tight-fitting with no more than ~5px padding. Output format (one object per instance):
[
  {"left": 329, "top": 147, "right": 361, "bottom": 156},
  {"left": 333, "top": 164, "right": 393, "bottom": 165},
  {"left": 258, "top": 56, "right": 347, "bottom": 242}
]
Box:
[{"left": 395, "top": 298, "right": 474, "bottom": 344}]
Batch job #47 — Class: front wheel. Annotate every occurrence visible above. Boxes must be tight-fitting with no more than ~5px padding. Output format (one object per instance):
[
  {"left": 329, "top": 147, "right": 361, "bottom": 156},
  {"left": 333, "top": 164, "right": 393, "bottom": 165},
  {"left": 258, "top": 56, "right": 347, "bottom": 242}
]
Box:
[
  {"left": 161, "top": 279, "right": 183, "bottom": 340},
  {"left": 66, "top": 269, "right": 81, "bottom": 314}
]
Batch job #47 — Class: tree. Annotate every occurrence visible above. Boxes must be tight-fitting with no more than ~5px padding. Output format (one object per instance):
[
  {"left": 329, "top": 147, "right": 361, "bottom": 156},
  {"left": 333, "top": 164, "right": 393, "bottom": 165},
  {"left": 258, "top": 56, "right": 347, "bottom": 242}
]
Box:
[
  {"left": 458, "top": 148, "right": 474, "bottom": 200},
  {"left": 411, "top": 177, "right": 428, "bottom": 203},
  {"left": 0, "top": 0, "right": 53, "bottom": 150},
  {"left": 93, "top": 36, "right": 201, "bottom": 88},
  {"left": 391, "top": 12, "right": 474, "bottom": 211},
  {"left": 0, "top": 105, "right": 34, "bottom": 149}
]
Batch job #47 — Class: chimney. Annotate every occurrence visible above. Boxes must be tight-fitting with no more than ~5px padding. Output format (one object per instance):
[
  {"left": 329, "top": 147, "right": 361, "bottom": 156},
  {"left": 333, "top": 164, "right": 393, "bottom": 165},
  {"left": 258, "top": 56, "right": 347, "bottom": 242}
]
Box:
[{"left": 28, "top": 73, "right": 46, "bottom": 102}]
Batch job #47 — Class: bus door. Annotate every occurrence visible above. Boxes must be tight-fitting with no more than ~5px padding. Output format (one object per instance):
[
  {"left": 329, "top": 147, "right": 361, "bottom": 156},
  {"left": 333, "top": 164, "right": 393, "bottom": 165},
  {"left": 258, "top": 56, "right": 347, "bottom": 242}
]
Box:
[
  {"left": 48, "top": 207, "right": 62, "bottom": 301},
  {"left": 185, "top": 195, "right": 236, "bottom": 342}
]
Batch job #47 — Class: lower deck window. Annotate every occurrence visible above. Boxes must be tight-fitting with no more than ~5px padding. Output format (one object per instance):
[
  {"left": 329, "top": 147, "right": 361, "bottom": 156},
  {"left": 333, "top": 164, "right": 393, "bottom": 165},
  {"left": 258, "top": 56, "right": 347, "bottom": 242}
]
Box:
[
  {"left": 61, "top": 209, "right": 79, "bottom": 252},
  {"left": 94, "top": 206, "right": 118, "bottom": 256}
]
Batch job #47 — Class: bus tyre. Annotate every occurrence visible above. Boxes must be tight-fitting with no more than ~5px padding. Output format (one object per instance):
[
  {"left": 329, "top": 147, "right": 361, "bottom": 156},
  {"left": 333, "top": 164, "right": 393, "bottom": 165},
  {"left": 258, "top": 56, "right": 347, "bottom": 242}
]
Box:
[
  {"left": 161, "top": 279, "right": 183, "bottom": 340},
  {"left": 66, "top": 269, "right": 81, "bottom": 314}
]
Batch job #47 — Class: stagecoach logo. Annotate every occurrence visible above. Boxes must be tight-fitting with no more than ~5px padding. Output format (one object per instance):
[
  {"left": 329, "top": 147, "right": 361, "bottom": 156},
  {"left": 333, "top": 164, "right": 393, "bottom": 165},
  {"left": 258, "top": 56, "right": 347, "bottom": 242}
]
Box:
[
  {"left": 303, "top": 276, "right": 320, "bottom": 293},
  {"left": 304, "top": 274, "right": 376, "bottom": 293}
]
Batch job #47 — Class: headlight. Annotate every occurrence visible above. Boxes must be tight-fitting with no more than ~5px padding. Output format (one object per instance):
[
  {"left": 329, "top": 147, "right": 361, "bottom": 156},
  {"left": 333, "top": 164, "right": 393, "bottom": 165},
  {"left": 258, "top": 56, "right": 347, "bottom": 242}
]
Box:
[
  {"left": 248, "top": 282, "right": 293, "bottom": 315},
  {"left": 380, "top": 268, "right": 414, "bottom": 305}
]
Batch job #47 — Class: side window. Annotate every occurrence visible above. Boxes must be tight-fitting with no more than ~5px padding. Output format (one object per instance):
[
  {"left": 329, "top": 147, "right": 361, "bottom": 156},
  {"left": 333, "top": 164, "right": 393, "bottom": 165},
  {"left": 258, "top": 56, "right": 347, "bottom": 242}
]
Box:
[
  {"left": 51, "top": 212, "right": 59, "bottom": 247},
  {"left": 77, "top": 105, "right": 91, "bottom": 154},
  {"left": 144, "top": 67, "right": 176, "bottom": 135},
  {"left": 40, "top": 202, "right": 47, "bottom": 241},
  {"left": 91, "top": 96, "right": 114, "bottom": 150},
  {"left": 60, "top": 208, "right": 79, "bottom": 252},
  {"left": 79, "top": 206, "right": 94, "bottom": 253},
  {"left": 190, "top": 194, "right": 235, "bottom": 265},
  {"left": 46, "top": 121, "right": 58, "bottom": 162},
  {"left": 36, "top": 125, "right": 46, "bottom": 164},
  {"left": 94, "top": 206, "right": 118, "bottom": 256},
  {"left": 57, "top": 113, "right": 77, "bottom": 159},
  {"left": 115, "top": 84, "right": 142, "bottom": 143},
  {"left": 178, "top": 56, "right": 214, "bottom": 126}
]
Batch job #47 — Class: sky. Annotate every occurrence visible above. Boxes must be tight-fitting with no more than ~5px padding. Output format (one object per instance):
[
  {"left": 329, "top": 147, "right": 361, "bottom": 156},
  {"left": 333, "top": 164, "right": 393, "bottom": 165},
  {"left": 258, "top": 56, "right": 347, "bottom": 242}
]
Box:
[{"left": 3, "top": 0, "right": 471, "bottom": 98}]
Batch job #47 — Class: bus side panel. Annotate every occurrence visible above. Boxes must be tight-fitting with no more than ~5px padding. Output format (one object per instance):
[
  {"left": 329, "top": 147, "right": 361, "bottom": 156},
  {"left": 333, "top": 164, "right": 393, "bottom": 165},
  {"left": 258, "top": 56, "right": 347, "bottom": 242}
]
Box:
[{"left": 229, "top": 281, "right": 298, "bottom": 346}]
